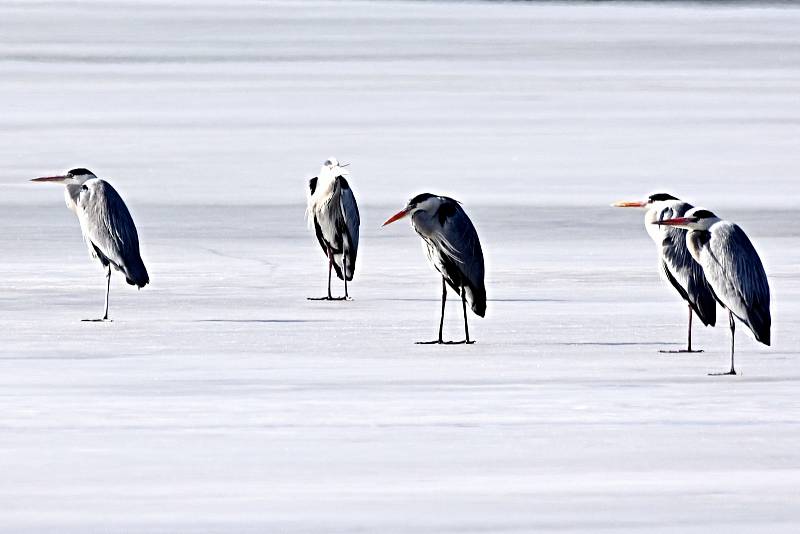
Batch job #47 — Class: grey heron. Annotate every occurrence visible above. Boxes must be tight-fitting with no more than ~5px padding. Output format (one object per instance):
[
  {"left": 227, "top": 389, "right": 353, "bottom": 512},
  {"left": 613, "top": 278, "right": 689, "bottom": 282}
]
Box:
[
  {"left": 31, "top": 168, "right": 149, "bottom": 321},
  {"left": 656, "top": 208, "right": 771, "bottom": 375},
  {"left": 614, "top": 193, "right": 716, "bottom": 352},
  {"left": 382, "top": 193, "right": 486, "bottom": 344},
  {"left": 306, "top": 157, "right": 360, "bottom": 301}
]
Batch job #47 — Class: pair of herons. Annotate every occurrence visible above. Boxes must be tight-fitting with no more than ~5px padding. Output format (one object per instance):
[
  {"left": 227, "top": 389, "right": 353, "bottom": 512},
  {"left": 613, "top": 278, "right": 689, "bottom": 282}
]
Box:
[
  {"left": 31, "top": 164, "right": 771, "bottom": 375},
  {"left": 305, "top": 158, "right": 485, "bottom": 345},
  {"left": 615, "top": 193, "right": 771, "bottom": 375}
]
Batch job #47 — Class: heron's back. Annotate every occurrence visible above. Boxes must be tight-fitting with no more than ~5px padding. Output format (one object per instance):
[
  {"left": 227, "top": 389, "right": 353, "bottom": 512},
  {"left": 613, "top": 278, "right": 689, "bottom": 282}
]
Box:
[
  {"left": 414, "top": 199, "right": 486, "bottom": 317},
  {"left": 688, "top": 223, "right": 770, "bottom": 345},
  {"left": 651, "top": 202, "right": 717, "bottom": 327},
  {"left": 77, "top": 179, "right": 149, "bottom": 288}
]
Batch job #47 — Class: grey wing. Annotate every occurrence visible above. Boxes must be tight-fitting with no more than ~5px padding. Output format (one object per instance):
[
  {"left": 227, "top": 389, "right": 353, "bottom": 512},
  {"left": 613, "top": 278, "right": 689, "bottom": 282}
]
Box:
[
  {"left": 77, "top": 179, "right": 149, "bottom": 287},
  {"left": 437, "top": 201, "right": 486, "bottom": 316},
  {"left": 699, "top": 223, "right": 770, "bottom": 344},
  {"left": 339, "top": 177, "right": 360, "bottom": 258},
  {"left": 659, "top": 203, "right": 717, "bottom": 326}
]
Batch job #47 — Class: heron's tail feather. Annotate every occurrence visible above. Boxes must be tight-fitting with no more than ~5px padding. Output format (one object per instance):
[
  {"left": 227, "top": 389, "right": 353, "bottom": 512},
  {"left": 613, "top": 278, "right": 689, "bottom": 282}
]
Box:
[
  {"left": 690, "top": 282, "right": 717, "bottom": 327},
  {"left": 332, "top": 248, "right": 357, "bottom": 282},
  {"left": 467, "top": 282, "right": 486, "bottom": 318},
  {"left": 747, "top": 305, "right": 771, "bottom": 346},
  {"left": 123, "top": 256, "right": 149, "bottom": 288}
]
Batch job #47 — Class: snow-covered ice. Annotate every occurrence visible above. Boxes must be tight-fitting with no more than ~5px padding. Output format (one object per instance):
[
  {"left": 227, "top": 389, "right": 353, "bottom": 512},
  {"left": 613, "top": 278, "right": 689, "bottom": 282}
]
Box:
[{"left": 0, "top": 1, "right": 799, "bottom": 532}]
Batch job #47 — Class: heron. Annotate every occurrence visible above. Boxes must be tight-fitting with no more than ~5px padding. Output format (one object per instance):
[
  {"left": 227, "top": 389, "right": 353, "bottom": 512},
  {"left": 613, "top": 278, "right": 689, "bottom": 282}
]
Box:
[
  {"left": 656, "top": 207, "right": 771, "bottom": 375},
  {"left": 382, "top": 193, "right": 486, "bottom": 344},
  {"left": 306, "top": 157, "right": 360, "bottom": 301},
  {"left": 31, "top": 168, "right": 149, "bottom": 321},
  {"left": 614, "top": 193, "right": 717, "bottom": 352}
]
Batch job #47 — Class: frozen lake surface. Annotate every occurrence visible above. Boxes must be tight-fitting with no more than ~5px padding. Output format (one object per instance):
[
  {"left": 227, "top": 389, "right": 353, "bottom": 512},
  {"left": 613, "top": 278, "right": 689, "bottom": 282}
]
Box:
[{"left": 0, "top": 1, "right": 799, "bottom": 532}]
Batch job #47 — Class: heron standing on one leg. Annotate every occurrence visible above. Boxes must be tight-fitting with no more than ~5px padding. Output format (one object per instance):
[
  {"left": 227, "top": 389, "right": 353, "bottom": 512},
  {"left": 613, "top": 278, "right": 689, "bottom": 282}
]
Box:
[
  {"left": 31, "top": 168, "right": 149, "bottom": 321},
  {"left": 383, "top": 193, "right": 486, "bottom": 344},
  {"left": 656, "top": 207, "right": 771, "bottom": 375},
  {"left": 306, "top": 157, "right": 360, "bottom": 301}
]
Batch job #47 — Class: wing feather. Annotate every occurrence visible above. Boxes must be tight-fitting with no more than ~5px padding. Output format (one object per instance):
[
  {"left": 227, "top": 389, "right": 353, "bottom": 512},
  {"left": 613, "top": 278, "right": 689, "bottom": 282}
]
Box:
[
  {"left": 76, "top": 179, "right": 149, "bottom": 287},
  {"left": 433, "top": 199, "right": 486, "bottom": 316},
  {"left": 657, "top": 203, "right": 717, "bottom": 326},
  {"left": 693, "top": 222, "right": 770, "bottom": 344},
  {"left": 338, "top": 176, "right": 360, "bottom": 281}
]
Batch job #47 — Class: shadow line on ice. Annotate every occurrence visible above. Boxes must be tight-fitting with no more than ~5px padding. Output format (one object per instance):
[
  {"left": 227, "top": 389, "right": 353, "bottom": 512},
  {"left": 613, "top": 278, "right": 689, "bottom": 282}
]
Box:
[
  {"left": 195, "top": 319, "right": 324, "bottom": 324},
  {"left": 376, "top": 298, "right": 566, "bottom": 303},
  {"left": 558, "top": 342, "right": 676, "bottom": 347}
]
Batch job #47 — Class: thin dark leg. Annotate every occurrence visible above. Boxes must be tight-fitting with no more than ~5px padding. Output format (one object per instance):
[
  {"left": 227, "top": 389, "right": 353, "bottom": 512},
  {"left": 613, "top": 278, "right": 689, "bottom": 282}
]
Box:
[
  {"left": 309, "top": 249, "right": 342, "bottom": 301},
  {"left": 710, "top": 311, "right": 737, "bottom": 376},
  {"left": 417, "top": 277, "right": 446, "bottom": 344},
  {"left": 461, "top": 284, "right": 474, "bottom": 344},
  {"left": 343, "top": 253, "right": 349, "bottom": 299},
  {"left": 659, "top": 305, "right": 703, "bottom": 354},
  {"left": 103, "top": 265, "right": 111, "bottom": 320},
  {"left": 327, "top": 249, "right": 333, "bottom": 299},
  {"left": 439, "top": 278, "right": 446, "bottom": 342},
  {"left": 83, "top": 265, "right": 112, "bottom": 322},
  {"left": 729, "top": 311, "right": 736, "bottom": 374}
]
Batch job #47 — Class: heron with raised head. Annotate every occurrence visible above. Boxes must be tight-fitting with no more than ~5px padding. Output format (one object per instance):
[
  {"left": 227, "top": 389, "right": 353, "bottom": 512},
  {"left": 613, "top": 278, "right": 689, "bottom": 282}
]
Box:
[
  {"left": 656, "top": 207, "right": 771, "bottom": 375},
  {"left": 382, "top": 193, "right": 485, "bottom": 344},
  {"left": 614, "top": 193, "right": 716, "bottom": 352},
  {"left": 306, "top": 157, "right": 360, "bottom": 300},
  {"left": 31, "top": 168, "right": 149, "bottom": 321}
]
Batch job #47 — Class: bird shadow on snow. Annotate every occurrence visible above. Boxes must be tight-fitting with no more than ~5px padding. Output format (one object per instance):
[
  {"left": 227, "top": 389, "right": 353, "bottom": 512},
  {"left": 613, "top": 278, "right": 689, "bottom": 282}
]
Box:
[
  {"left": 378, "top": 298, "right": 566, "bottom": 303},
  {"left": 557, "top": 341, "right": 675, "bottom": 347},
  {"left": 194, "top": 319, "right": 323, "bottom": 324}
]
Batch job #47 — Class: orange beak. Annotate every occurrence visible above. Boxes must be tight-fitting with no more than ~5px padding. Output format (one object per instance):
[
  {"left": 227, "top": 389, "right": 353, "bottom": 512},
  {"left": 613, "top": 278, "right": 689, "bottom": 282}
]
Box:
[
  {"left": 612, "top": 200, "right": 647, "bottom": 208},
  {"left": 382, "top": 208, "right": 410, "bottom": 227},
  {"left": 31, "top": 175, "right": 67, "bottom": 183}
]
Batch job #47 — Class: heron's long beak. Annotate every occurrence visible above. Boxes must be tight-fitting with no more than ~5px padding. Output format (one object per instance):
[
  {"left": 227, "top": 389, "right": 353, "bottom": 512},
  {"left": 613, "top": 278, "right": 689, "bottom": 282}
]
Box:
[
  {"left": 612, "top": 200, "right": 647, "bottom": 208},
  {"left": 654, "top": 217, "right": 694, "bottom": 227},
  {"left": 31, "top": 175, "right": 67, "bottom": 183},
  {"left": 382, "top": 208, "right": 410, "bottom": 227}
]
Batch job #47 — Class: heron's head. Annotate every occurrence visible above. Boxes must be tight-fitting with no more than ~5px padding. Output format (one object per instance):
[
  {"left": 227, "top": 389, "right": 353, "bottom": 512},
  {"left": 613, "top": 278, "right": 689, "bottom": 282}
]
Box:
[
  {"left": 612, "top": 192, "right": 679, "bottom": 209},
  {"left": 382, "top": 193, "right": 442, "bottom": 226},
  {"left": 320, "top": 157, "right": 349, "bottom": 177},
  {"left": 654, "top": 207, "right": 719, "bottom": 231},
  {"left": 31, "top": 168, "right": 96, "bottom": 185}
]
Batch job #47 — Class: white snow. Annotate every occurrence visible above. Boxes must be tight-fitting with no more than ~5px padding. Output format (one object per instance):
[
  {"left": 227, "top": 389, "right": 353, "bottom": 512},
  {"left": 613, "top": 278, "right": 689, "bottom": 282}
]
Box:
[{"left": 0, "top": 1, "right": 799, "bottom": 532}]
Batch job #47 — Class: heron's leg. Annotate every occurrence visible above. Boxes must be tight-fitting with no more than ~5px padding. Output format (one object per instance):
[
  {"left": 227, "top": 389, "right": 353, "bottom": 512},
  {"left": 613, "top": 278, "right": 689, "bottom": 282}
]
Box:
[
  {"left": 729, "top": 311, "right": 736, "bottom": 374},
  {"left": 461, "top": 284, "right": 474, "bottom": 344},
  {"left": 659, "top": 305, "right": 703, "bottom": 354},
  {"left": 710, "top": 311, "right": 737, "bottom": 376},
  {"left": 308, "top": 249, "right": 348, "bottom": 301},
  {"left": 343, "top": 253, "right": 349, "bottom": 299},
  {"left": 416, "top": 277, "right": 446, "bottom": 344},
  {"left": 327, "top": 249, "right": 333, "bottom": 299},
  {"left": 103, "top": 264, "right": 111, "bottom": 320}
]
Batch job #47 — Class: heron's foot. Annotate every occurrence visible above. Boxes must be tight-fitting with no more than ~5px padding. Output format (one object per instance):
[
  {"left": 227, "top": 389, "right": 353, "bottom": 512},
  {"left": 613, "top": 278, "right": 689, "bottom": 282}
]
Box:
[
  {"left": 708, "top": 369, "right": 737, "bottom": 376},
  {"left": 659, "top": 349, "right": 704, "bottom": 354},
  {"left": 307, "top": 296, "right": 350, "bottom": 301},
  {"left": 415, "top": 340, "right": 475, "bottom": 345},
  {"left": 82, "top": 318, "right": 113, "bottom": 323}
]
